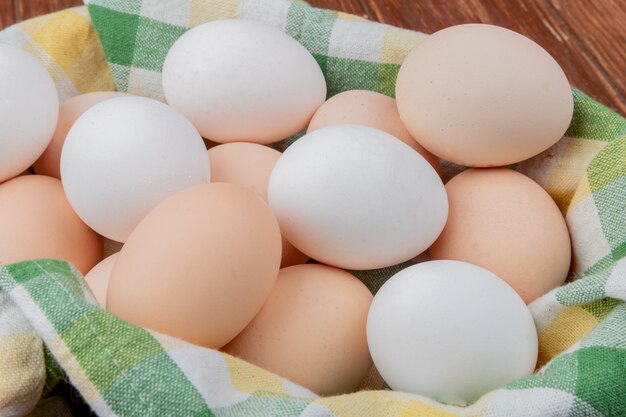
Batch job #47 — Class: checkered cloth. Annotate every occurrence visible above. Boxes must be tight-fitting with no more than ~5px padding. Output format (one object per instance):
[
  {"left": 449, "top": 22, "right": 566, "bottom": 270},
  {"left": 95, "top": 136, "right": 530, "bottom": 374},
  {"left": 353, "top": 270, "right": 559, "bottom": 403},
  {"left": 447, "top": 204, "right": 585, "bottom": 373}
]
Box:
[
  {"left": 86, "top": 0, "right": 424, "bottom": 102},
  {"left": 0, "top": 1, "right": 624, "bottom": 416}
]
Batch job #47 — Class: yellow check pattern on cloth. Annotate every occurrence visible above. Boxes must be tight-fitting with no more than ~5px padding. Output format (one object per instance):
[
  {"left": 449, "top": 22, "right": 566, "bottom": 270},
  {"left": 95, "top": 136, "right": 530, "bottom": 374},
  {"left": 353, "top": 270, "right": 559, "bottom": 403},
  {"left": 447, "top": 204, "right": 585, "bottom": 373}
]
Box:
[{"left": 0, "top": 2, "right": 624, "bottom": 416}]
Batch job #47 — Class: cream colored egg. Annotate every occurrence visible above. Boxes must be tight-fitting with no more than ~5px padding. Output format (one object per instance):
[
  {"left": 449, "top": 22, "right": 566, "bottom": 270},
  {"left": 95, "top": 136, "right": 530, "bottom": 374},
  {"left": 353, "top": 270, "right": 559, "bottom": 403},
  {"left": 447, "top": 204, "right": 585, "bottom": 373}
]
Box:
[
  {"left": 107, "top": 183, "right": 282, "bottom": 348},
  {"left": 224, "top": 264, "right": 373, "bottom": 395},
  {"left": 84, "top": 253, "right": 118, "bottom": 307},
  {"left": 396, "top": 24, "right": 573, "bottom": 167},
  {"left": 208, "top": 142, "right": 309, "bottom": 267},
  {"left": 429, "top": 168, "right": 571, "bottom": 303},
  {"left": 308, "top": 90, "right": 440, "bottom": 174}
]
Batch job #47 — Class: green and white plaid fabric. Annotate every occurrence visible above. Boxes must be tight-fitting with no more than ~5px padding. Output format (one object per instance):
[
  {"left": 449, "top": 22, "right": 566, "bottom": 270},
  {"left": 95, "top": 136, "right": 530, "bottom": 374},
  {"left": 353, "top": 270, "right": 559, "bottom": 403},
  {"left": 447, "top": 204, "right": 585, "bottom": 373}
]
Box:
[
  {"left": 0, "top": 0, "right": 624, "bottom": 416},
  {"left": 85, "top": 0, "right": 424, "bottom": 101}
]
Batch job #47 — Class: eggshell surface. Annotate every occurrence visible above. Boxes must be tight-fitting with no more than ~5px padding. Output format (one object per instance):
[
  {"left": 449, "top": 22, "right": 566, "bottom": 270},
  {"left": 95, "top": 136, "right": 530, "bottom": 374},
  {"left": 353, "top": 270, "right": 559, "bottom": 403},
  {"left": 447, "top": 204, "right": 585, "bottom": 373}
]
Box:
[
  {"left": 268, "top": 125, "right": 447, "bottom": 270},
  {"left": 367, "top": 260, "right": 538, "bottom": 405},
  {"left": 34, "top": 92, "right": 127, "bottom": 179},
  {"left": 61, "top": 96, "right": 211, "bottom": 242},
  {"left": 107, "top": 183, "right": 282, "bottom": 348},
  {"left": 0, "top": 175, "right": 103, "bottom": 274},
  {"left": 429, "top": 168, "right": 571, "bottom": 303},
  {"left": 163, "top": 20, "right": 326, "bottom": 144},
  {"left": 308, "top": 90, "right": 440, "bottom": 174},
  {"left": 209, "top": 143, "right": 308, "bottom": 267},
  {"left": 84, "top": 253, "right": 118, "bottom": 307},
  {"left": 396, "top": 24, "right": 573, "bottom": 166},
  {"left": 224, "top": 264, "right": 373, "bottom": 395},
  {"left": 0, "top": 45, "right": 59, "bottom": 183}
]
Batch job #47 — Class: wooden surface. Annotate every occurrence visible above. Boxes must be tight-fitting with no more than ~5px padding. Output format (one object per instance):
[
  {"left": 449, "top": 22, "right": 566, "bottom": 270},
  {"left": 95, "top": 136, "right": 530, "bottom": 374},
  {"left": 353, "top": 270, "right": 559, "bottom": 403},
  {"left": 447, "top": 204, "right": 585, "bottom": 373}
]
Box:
[{"left": 1, "top": 0, "right": 624, "bottom": 114}]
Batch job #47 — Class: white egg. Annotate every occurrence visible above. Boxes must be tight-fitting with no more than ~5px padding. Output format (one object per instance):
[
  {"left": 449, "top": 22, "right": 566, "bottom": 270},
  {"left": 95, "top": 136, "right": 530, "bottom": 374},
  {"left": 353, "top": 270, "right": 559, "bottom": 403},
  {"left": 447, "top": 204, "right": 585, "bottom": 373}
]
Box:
[
  {"left": 162, "top": 19, "right": 326, "bottom": 144},
  {"left": 61, "top": 96, "right": 211, "bottom": 242},
  {"left": 268, "top": 125, "right": 447, "bottom": 270},
  {"left": 367, "top": 260, "right": 538, "bottom": 405},
  {"left": 0, "top": 45, "right": 58, "bottom": 183}
]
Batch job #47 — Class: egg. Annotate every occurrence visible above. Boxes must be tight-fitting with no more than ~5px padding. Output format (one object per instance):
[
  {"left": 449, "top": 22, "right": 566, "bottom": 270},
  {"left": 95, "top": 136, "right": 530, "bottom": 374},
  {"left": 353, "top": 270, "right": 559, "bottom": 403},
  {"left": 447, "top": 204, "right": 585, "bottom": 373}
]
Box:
[
  {"left": 60, "top": 96, "right": 211, "bottom": 242},
  {"left": 162, "top": 19, "right": 326, "bottom": 144},
  {"left": 396, "top": 24, "right": 573, "bottom": 167},
  {"left": 33, "top": 92, "right": 127, "bottom": 179},
  {"left": 0, "top": 45, "right": 58, "bottom": 183},
  {"left": 84, "top": 253, "right": 118, "bottom": 307},
  {"left": 107, "top": 183, "right": 282, "bottom": 348},
  {"left": 208, "top": 143, "right": 308, "bottom": 267},
  {"left": 367, "top": 260, "right": 538, "bottom": 405},
  {"left": 307, "top": 90, "right": 440, "bottom": 174},
  {"left": 268, "top": 125, "right": 447, "bottom": 270},
  {"left": 224, "top": 264, "right": 373, "bottom": 395},
  {"left": 429, "top": 168, "right": 571, "bottom": 303},
  {"left": 0, "top": 175, "right": 103, "bottom": 274}
]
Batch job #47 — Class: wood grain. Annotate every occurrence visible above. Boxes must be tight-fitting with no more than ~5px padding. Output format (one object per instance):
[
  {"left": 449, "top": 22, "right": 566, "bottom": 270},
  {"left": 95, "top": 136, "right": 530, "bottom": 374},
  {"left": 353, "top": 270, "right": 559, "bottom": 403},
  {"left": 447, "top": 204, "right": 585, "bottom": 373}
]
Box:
[
  {"left": 310, "top": 0, "right": 626, "bottom": 114},
  {"left": 550, "top": 0, "right": 626, "bottom": 112},
  {"left": 0, "top": 0, "right": 15, "bottom": 29},
  {"left": 322, "top": 0, "right": 367, "bottom": 18},
  {"left": 1, "top": 0, "right": 623, "bottom": 114},
  {"left": 16, "top": 0, "right": 83, "bottom": 21}
]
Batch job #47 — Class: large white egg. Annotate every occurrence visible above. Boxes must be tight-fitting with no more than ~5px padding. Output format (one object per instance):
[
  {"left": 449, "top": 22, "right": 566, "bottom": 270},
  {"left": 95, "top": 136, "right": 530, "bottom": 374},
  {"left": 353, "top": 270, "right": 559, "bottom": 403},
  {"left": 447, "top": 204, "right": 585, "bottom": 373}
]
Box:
[
  {"left": 367, "top": 260, "right": 538, "bottom": 405},
  {"left": 0, "top": 45, "right": 58, "bottom": 183},
  {"left": 268, "top": 125, "right": 447, "bottom": 270},
  {"left": 61, "top": 96, "right": 211, "bottom": 242},
  {"left": 162, "top": 19, "right": 326, "bottom": 144}
]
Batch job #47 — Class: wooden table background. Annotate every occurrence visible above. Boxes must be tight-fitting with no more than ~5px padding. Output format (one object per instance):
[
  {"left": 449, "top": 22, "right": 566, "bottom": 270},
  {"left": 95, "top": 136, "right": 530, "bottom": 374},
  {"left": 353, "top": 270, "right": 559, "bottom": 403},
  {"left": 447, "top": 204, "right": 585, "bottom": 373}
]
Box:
[{"left": 1, "top": 0, "right": 624, "bottom": 115}]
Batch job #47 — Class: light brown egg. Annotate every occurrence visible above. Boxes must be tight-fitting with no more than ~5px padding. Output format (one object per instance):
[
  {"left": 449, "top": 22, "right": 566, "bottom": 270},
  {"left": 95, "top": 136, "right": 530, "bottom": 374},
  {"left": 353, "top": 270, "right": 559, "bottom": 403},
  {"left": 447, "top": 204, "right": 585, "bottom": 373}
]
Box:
[
  {"left": 107, "top": 183, "right": 282, "bottom": 348},
  {"left": 33, "top": 92, "right": 126, "bottom": 178},
  {"left": 208, "top": 142, "right": 309, "bottom": 267},
  {"left": 0, "top": 175, "right": 103, "bottom": 273},
  {"left": 396, "top": 24, "right": 573, "bottom": 167},
  {"left": 429, "top": 168, "right": 571, "bottom": 303},
  {"left": 84, "top": 253, "right": 118, "bottom": 307},
  {"left": 307, "top": 90, "right": 441, "bottom": 174},
  {"left": 224, "top": 264, "right": 373, "bottom": 395}
]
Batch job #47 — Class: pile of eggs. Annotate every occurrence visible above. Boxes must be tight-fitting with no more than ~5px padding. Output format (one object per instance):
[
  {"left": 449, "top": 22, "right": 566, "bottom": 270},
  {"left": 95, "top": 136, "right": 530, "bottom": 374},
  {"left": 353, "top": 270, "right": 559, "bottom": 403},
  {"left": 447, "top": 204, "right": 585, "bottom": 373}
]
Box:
[{"left": 0, "top": 21, "right": 574, "bottom": 405}]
